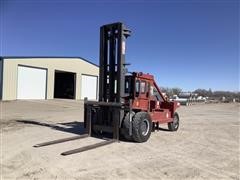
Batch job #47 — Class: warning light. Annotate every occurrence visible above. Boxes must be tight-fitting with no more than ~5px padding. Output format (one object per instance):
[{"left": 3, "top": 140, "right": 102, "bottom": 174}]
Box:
[{"left": 136, "top": 101, "right": 139, "bottom": 107}]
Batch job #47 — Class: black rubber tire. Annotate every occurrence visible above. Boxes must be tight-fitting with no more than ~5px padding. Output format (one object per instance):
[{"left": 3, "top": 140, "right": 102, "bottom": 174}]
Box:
[
  {"left": 121, "top": 112, "right": 135, "bottom": 141},
  {"left": 132, "top": 112, "right": 152, "bottom": 143},
  {"left": 168, "top": 112, "right": 179, "bottom": 131}
]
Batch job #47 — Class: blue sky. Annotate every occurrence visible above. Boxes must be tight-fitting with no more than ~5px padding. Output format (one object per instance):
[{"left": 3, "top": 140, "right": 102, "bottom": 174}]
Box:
[{"left": 0, "top": 0, "right": 239, "bottom": 91}]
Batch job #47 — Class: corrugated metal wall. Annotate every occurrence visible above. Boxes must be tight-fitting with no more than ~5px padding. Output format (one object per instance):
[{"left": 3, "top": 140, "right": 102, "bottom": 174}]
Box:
[{"left": 1, "top": 57, "right": 99, "bottom": 100}]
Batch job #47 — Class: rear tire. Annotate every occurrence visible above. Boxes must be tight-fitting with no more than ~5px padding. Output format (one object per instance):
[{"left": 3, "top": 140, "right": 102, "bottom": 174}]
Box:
[
  {"left": 132, "top": 112, "right": 152, "bottom": 143},
  {"left": 168, "top": 112, "right": 179, "bottom": 131}
]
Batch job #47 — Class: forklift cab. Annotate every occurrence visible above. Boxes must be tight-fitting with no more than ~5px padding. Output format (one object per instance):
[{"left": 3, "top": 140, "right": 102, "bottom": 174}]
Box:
[{"left": 124, "top": 72, "right": 166, "bottom": 112}]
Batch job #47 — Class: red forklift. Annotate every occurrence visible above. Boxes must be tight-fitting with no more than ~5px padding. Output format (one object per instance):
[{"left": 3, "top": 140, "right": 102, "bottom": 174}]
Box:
[{"left": 34, "top": 22, "right": 180, "bottom": 155}]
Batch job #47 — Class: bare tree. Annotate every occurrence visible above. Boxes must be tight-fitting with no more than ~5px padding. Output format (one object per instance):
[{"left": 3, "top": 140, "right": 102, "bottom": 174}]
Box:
[
  {"left": 172, "top": 87, "right": 182, "bottom": 95},
  {"left": 160, "top": 87, "right": 182, "bottom": 97}
]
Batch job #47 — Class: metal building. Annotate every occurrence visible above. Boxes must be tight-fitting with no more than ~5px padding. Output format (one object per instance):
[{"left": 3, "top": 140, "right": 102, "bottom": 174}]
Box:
[{"left": 0, "top": 57, "right": 99, "bottom": 101}]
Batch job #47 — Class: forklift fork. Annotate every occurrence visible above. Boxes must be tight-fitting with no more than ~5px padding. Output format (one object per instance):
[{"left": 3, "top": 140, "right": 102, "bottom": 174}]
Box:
[{"left": 33, "top": 100, "right": 122, "bottom": 156}]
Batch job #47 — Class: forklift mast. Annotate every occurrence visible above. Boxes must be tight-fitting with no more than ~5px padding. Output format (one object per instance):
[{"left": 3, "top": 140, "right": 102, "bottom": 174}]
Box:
[
  {"left": 99, "top": 23, "right": 131, "bottom": 103},
  {"left": 82, "top": 22, "right": 132, "bottom": 140}
]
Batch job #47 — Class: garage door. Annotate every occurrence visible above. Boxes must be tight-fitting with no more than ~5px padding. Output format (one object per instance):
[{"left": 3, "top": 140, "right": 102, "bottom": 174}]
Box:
[
  {"left": 81, "top": 75, "right": 97, "bottom": 100},
  {"left": 17, "top": 66, "right": 47, "bottom": 99}
]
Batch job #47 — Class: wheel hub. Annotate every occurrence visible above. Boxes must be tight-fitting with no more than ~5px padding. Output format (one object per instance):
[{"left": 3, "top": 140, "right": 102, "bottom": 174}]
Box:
[
  {"left": 173, "top": 116, "right": 179, "bottom": 128},
  {"left": 140, "top": 119, "right": 150, "bottom": 136}
]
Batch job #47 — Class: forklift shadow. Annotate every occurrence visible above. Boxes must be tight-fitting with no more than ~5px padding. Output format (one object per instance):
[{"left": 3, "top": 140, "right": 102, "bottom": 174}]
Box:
[
  {"left": 16, "top": 120, "right": 132, "bottom": 141},
  {"left": 156, "top": 127, "right": 171, "bottom": 132},
  {"left": 16, "top": 120, "right": 86, "bottom": 135}
]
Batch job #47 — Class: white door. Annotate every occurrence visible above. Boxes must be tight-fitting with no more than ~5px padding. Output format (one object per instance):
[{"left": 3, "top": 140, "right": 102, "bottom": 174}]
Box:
[
  {"left": 17, "top": 66, "right": 47, "bottom": 99},
  {"left": 81, "top": 75, "right": 97, "bottom": 100}
]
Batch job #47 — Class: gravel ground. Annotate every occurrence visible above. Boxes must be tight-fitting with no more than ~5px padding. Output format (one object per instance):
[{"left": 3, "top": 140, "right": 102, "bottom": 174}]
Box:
[{"left": 0, "top": 100, "right": 239, "bottom": 180}]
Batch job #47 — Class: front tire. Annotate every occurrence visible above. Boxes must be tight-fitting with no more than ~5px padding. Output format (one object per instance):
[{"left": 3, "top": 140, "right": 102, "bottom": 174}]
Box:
[
  {"left": 132, "top": 112, "right": 152, "bottom": 143},
  {"left": 168, "top": 112, "right": 179, "bottom": 131},
  {"left": 121, "top": 112, "right": 135, "bottom": 141}
]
